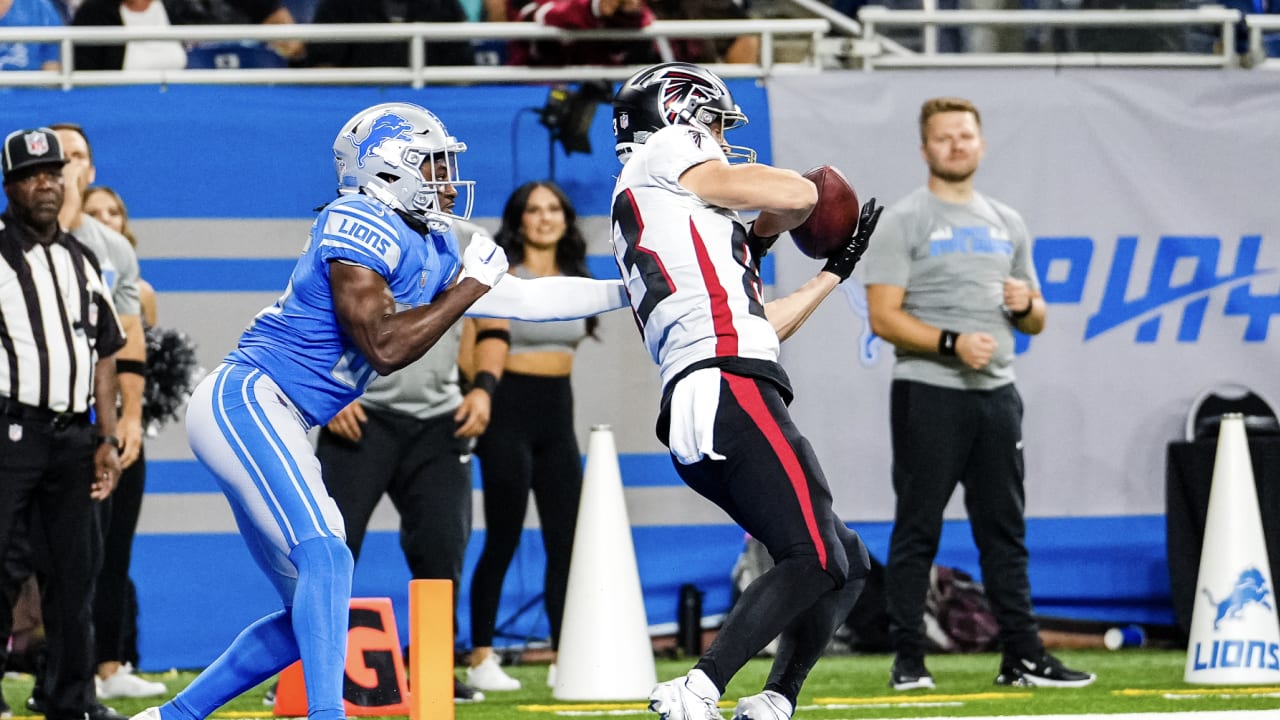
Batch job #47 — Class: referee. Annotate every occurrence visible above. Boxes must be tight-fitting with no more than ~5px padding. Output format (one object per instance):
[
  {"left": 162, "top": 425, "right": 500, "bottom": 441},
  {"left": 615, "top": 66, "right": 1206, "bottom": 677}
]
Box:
[{"left": 0, "top": 127, "right": 128, "bottom": 720}]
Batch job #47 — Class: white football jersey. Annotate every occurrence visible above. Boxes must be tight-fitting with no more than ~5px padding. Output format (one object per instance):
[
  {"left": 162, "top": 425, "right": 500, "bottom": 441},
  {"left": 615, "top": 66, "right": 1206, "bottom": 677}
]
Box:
[{"left": 611, "top": 124, "right": 778, "bottom": 388}]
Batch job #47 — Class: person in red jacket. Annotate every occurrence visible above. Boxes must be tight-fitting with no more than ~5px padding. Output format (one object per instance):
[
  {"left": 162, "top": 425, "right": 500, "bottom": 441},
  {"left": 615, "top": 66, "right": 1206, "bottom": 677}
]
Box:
[{"left": 506, "top": 0, "right": 654, "bottom": 66}]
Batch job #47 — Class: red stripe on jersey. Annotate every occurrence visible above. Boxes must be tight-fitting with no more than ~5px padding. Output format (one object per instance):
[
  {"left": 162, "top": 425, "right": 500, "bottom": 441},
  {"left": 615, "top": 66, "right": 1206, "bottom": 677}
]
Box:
[
  {"left": 689, "top": 218, "right": 738, "bottom": 356},
  {"left": 725, "top": 373, "right": 827, "bottom": 570}
]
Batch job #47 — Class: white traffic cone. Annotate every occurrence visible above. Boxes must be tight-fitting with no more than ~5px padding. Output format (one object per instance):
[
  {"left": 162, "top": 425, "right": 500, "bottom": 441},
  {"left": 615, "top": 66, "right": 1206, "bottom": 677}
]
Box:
[
  {"left": 553, "top": 425, "right": 658, "bottom": 700},
  {"left": 1185, "top": 414, "right": 1280, "bottom": 684}
]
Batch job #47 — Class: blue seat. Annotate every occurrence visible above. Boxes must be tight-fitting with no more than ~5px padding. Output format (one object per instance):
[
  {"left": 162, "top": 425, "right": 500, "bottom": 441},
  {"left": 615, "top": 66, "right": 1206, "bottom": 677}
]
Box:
[{"left": 186, "top": 42, "right": 287, "bottom": 70}]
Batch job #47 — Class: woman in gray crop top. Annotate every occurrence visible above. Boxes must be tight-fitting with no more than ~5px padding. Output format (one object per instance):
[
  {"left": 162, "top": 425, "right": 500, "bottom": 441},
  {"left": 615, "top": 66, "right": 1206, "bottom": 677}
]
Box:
[{"left": 466, "top": 181, "right": 597, "bottom": 692}]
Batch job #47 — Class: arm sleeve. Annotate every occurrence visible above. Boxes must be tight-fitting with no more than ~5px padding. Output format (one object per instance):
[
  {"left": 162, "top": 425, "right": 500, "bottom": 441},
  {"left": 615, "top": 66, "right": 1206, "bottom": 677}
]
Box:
[
  {"left": 1006, "top": 208, "right": 1040, "bottom": 291},
  {"left": 313, "top": 204, "right": 399, "bottom": 278},
  {"left": 107, "top": 233, "right": 142, "bottom": 317},
  {"left": 465, "top": 275, "right": 629, "bottom": 321},
  {"left": 646, "top": 125, "right": 724, "bottom": 193}
]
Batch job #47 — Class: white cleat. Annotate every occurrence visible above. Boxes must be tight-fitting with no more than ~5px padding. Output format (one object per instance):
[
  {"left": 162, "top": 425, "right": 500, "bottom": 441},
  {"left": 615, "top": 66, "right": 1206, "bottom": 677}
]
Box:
[
  {"left": 99, "top": 670, "right": 167, "bottom": 699},
  {"left": 648, "top": 673, "right": 722, "bottom": 720},
  {"left": 732, "top": 691, "right": 792, "bottom": 720},
  {"left": 465, "top": 654, "right": 522, "bottom": 692},
  {"left": 129, "top": 707, "right": 162, "bottom": 720}
]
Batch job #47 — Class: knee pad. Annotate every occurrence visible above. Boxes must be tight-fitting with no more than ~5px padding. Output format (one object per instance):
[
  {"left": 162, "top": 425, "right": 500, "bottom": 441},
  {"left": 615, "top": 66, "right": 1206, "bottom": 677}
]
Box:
[{"left": 289, "top": 536, "right": 354, "bottom": 581}]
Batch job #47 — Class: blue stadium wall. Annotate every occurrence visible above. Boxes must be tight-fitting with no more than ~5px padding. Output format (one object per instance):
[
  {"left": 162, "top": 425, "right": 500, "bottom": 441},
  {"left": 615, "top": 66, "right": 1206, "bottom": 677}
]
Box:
[{"left": 0, "top": 76, "right": 1218, "bottom": 671}]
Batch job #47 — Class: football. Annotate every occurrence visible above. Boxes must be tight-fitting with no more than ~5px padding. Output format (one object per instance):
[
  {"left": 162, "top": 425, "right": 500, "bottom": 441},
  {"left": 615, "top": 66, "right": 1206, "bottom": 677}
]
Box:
[{"left": 790, "top": 165, "right": 860, "bottom": 259}]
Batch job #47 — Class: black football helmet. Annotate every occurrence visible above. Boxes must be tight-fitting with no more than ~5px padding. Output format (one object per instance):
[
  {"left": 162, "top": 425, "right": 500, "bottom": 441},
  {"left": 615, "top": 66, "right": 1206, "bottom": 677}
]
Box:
[{"left": 612, "top": 62, "right": 754, "bottom": 165}]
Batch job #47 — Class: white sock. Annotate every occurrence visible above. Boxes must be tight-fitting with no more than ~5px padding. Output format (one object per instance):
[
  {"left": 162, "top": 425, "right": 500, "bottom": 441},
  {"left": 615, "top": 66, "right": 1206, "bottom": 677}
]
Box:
[{"left": 685, "top": 669, "right": 721, "bottom": 701}]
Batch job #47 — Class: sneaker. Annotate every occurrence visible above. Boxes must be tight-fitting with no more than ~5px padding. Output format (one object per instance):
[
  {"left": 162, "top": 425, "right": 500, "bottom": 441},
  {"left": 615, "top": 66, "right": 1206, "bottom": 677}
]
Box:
[
  {"left": 130, "top": 708, "right": 162, "bottom": 720},
  {"left": 994, "top": 652, "right": 1096, "bottom": 688},
  {"left": 453, "top": 677, "right": 484, "bottom": 703},
  {"left": 546, "top": 663, "right": 557, "bottom": 688},
  {"left": 890, "top": 655, "right": 935, "bottom": 691},
  {"left": 732, "top": 690, "right": 791, "bottom": 720},
  {"left": 262, "top": 681, "right": 277, "bottom": 706},
  {"left": 465, "top": 655, "right": 521, "bottom": 692},
  {"left": 99, "top": 670, "right": 166, "bottom": 699},
  {"left": 648, "top": 671, "right": 722, "bottom": 720}
]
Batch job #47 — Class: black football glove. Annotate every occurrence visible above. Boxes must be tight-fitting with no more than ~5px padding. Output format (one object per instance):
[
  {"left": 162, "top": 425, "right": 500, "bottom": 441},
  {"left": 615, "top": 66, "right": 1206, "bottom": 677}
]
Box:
[
  {"left": 822, "top": 198, "right": 883, "bottom": 282},
  {"left": 745, "top": 220, "right": 780, "bottom": 261}
]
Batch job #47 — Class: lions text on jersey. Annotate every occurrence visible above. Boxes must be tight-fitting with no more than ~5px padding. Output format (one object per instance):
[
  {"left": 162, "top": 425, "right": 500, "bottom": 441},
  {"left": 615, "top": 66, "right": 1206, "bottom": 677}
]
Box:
[{"left": 229, "top": 193, "right": 461, "bottom": 426}]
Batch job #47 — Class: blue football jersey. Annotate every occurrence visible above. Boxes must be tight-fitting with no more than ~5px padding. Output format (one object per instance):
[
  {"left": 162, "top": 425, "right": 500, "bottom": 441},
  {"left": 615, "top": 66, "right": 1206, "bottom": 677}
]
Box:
[{"left": 228, "top": 194, "right": 461, "bottom": 425}]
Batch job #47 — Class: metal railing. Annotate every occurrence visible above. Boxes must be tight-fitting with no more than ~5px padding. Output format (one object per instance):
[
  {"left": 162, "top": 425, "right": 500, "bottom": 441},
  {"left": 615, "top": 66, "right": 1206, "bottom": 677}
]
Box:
[
  {"left": 1245, "top": 14, "right": 1280, "bottom": 68},
  {"left": 0, "top": 19, "right": 830, "bottom": 89},
  {"left": 855, "top": 6, "right": 1246, "bottom": 70}
]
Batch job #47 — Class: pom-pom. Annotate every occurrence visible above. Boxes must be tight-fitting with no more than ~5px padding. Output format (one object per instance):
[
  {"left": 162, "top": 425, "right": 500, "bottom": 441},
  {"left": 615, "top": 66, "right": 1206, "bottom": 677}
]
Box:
[{"left": 143, "top": 325, "right": 204, "bottom": 432}]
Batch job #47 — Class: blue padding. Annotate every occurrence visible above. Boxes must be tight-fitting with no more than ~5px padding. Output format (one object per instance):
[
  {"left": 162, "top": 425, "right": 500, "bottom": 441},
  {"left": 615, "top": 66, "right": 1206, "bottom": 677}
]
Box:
[
  {"left": 0, "top": 81, "right": 770, "bottom": 220},
  {"left": 141, "top": 258, "right": 297, "bottom": 292},
  {"left": 132, "top": 511, "right": 1173, "bottom": 670}
]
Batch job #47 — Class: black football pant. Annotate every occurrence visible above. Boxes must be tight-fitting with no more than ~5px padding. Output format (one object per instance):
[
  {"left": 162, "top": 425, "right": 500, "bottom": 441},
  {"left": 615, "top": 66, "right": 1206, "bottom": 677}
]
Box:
[
  {"left": 670, "top": 373, "right": 868, "bottom": 704},
  {"left": 885, "top": 380, "right": 1041, "bottom": 660},
  {"left": 471, "top": 372, "right": 581, "bottom": 650},
  {"left": 95, "top": 446, "right": 145, "bottom": 666},
  {"left": 0, "top": 418, "right": 101, "bottom": 720},
  {"left": 317, "top": 406, "right": 472, "bottom": 643}
]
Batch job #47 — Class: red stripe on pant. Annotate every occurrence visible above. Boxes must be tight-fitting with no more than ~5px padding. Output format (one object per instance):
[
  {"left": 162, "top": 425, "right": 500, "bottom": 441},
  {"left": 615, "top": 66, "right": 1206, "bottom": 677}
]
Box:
[{"left": 724, "top": 373, "right": 827, "bottom": 569}]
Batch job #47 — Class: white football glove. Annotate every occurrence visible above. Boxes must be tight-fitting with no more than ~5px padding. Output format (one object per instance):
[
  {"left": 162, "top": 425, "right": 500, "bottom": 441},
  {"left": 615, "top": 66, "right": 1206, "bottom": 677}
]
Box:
[{"left": 458, "top": 232, "right": 508, "bottom": 288}]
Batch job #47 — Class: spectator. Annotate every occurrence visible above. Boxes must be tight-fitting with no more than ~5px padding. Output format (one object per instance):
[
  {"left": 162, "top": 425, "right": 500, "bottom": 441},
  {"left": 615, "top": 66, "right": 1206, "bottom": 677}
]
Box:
[
  {"left": 307, "top": 0, "right": 474, "bottom": 68},
  {"left": 861, "top": 97, "right": 1094, "bottom": 691},
  {"left": 0, "top": 0, "right": 63, "bottom": 71},
  {"left": 647, "top": 0, "right": 759, "bottom": 64},
  {"left": 80, "top": 183, "right": 165, "bottom": 700},
  {"left": 465, "top": 181, "right": 595, "bottom": 692},
  {"left": 164, "top": 0, "right": 304, "bottom": 64},
  {"left": 315, "top": 251, "right": 505, "bottom": 703},
  {"left": 507, "top": 0, "right": 655, "bottom": 66},
  {"left": 0, "top": 126, "right": 128, "bottom": 720},
  {"left": 84, "top": 185, "right": 157, "bottom": 326},
  {"left": 71, "top": 0, "right": 186, "bottom": 71}
]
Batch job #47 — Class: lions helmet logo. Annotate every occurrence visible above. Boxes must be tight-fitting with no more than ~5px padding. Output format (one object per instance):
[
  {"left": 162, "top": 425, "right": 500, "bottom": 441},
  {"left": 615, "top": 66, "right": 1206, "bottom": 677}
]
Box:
[{"left": 346, "top": 112, "right": 415, "bottom": 169}]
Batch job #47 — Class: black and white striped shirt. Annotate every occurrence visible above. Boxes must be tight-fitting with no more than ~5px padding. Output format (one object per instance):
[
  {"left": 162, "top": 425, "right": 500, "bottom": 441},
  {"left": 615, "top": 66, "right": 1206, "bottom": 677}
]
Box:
[{"left": 0, "top": 211, "right": 126, "bottom": 413}]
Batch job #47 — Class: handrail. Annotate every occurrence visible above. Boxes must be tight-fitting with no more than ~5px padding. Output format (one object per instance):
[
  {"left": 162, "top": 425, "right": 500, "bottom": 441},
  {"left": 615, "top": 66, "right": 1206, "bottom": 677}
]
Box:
[
  {"left": 1245, "top": 14, "right": 1280, "bottom": 68},
  {"left": 856, "top": 6, "right": 1244, "bottom": 70},
  {"left": 0, "top": 18, "right": 830, "bottom": 88}
]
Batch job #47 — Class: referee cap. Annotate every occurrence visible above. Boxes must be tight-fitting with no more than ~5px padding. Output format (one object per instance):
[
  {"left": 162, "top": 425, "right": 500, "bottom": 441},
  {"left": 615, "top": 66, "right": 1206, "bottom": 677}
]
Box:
[{"left": 2, "top": 128, "right": 68, "bottom": 182}]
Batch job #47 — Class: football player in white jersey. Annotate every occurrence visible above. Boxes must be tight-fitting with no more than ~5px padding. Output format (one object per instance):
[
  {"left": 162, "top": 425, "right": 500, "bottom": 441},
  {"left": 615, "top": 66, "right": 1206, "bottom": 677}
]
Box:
[
  {"left": 610, "top": 63, "right": 881, "bottom": 720},
  {"left": 133, "top": 103, "right": 627, "bottom": 720}
]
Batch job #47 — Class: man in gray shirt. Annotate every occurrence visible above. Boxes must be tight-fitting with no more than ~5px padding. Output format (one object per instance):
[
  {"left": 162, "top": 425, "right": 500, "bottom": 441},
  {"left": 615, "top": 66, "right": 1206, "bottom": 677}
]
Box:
[{"left": 863, "top": 97, "right": 1094, "bottom": 691}]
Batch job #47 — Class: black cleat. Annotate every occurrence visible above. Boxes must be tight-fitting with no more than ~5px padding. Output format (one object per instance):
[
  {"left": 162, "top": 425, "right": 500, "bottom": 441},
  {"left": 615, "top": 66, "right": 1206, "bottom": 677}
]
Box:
[
  {"left": 995, "top": 652, "right": 1096, "bottom": 688},
  {"left": 890, "top": 655, "right": 935, "bottom": 690}
]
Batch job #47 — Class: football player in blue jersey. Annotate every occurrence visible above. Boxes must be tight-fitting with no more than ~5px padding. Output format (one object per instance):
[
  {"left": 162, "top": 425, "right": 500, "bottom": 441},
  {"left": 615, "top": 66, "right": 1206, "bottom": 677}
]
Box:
[{"left": 131, "top": 103, "right": 627, "bottom": 720}]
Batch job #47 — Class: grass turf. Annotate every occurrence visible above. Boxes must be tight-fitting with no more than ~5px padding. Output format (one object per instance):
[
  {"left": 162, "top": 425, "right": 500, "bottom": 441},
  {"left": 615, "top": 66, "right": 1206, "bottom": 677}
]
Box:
[{"left": 4, "top": 650, "right": 1279, "bottom": 718}]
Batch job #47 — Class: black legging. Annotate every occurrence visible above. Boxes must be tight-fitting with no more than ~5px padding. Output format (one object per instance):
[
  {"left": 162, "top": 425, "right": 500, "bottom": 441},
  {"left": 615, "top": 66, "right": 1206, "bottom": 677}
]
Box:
[
  {"left": 95, "top": 446, "right": 145, "bottom": 666},
  {"left": 470, "top": 372, "right": 582, "bottom": 650}
]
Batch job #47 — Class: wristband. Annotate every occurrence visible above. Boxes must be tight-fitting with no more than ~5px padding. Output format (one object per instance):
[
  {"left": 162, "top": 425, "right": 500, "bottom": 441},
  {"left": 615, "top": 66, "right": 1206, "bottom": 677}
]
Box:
[
  {"left": 1009, "top": 300, "right": 1033, "bottom": 320},
  {"left": 116, "top": 359, "right": 146, "bottom": 377},
  {"left": 99, "top": 434, "right": 120, "bottom": 449},
  {"left": 472, "top": 370, "right": 499, "bottom": 397},
  {"left": 938, "top": 330, "right": 959, "bottom": 357},
  {"left": 475, "top": 328, "right": 511, "bottom": 344}
]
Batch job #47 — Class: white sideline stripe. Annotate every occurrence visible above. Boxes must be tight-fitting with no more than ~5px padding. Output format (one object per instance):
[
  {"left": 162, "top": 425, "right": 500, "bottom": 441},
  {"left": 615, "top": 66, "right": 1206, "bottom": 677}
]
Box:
[
  {"left": 531, "top": 708, "right": 1277, "bottom": 718},
  {"left": 135, "top": 486, "right": 735, "bottom": 535}
]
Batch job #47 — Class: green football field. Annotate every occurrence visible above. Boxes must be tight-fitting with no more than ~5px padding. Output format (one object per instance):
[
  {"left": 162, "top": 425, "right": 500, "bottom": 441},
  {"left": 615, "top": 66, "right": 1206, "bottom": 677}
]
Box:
[{"left": 4, "top": 649, "right": 1280, "bottom": 719}]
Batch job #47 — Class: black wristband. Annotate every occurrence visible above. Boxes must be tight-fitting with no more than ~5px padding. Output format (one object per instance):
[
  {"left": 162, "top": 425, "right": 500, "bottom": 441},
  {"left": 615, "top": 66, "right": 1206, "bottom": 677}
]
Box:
[
  {"left": 1009, "top": 300, "right": 1034, "bottom": 320},
  {"left": 475, "top": 328, "right": 511, "bottom": 344},
  {"left": 99, "top": 434, "right": 120, "bottom": 449},
  {"left": 472, "top": 370, "right": 499, "bottom": 397},
  {"left": 116, "top": 359, "right": 146, "bottom": 377},
  {"left": 938, "top": 329, "right": 959, "bottom": 357}
]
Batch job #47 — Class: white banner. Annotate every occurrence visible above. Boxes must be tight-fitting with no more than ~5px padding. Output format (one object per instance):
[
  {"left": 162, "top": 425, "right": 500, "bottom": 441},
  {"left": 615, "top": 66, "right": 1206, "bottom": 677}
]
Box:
[{"left": 770, "top": 70, "right": 1280, "bottom": 520}]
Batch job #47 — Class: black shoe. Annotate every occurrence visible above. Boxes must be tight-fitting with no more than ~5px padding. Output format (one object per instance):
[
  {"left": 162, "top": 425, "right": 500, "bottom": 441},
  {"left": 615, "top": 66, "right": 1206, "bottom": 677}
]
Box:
[
  {"left": 88, "top": 703, "right": 128, "bottom": 720},
  {"left": 25, "top": 696, "right": 44, "bottom": 715},
  {"left": 454, "top": 677, "right": 485, "bottom": 703},
  {"left": 890, "top": 654, "right": 935, "bottom": 690},
  {"left": 995, "top": 652, "right": 1096, "bottom": 688}
]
